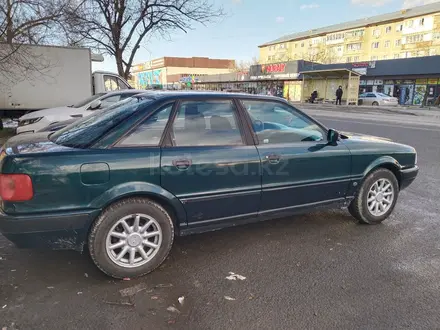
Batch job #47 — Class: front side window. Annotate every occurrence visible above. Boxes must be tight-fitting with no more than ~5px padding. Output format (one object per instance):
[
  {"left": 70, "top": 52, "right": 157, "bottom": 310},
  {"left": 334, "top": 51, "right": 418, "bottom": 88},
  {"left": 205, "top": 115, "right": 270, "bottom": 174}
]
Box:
[
  {"left": 170, "top": 100, "right": 243, "bottom": 146},
  {"left": 118, "top": 103, "right": 174, "bottom": 146},
  {"left": 104, "top": 76, "right": 120, "bottom": 91},
  {"left": 241, "top": 100, "right": 324, "bottom": 144}
]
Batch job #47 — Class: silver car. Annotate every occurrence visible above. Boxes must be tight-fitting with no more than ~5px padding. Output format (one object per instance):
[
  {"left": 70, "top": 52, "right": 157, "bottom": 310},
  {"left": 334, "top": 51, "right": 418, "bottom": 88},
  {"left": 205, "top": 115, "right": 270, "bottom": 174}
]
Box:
[{"left": 359, "top": 92, "right": 399, "bottom": 106}]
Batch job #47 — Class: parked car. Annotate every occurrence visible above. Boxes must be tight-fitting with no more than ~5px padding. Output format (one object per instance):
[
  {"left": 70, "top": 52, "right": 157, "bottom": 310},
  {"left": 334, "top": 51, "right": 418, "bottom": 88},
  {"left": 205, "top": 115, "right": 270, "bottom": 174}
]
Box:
[
  {"left": 16, "top": 89, "right": 145, "bottom": 134},
  {"left": 359, "top": 92, "right": 399, "bottom": 106},
  {"left": 36, "top": 94, "right": 155, "bottom": 133},
  {"left": 0, "top": 92, "right": 418, "bottom": 278}
]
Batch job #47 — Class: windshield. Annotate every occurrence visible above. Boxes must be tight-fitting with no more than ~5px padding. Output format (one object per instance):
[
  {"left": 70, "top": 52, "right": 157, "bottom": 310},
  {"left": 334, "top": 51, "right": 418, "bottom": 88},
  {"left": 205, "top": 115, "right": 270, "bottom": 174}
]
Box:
[
  {"left": 71, "top": 93, "right": 106, "bottom": 108},
  {"left": 50, "top": 96, "right": 154, "bottom": 148}
]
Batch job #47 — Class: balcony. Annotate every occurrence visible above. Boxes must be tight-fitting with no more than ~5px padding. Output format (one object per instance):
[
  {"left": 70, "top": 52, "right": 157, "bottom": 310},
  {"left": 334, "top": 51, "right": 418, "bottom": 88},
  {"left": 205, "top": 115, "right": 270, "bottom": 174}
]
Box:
[
  {"left": 401, "top": 41, "right": 432, "bottom": 50},
  {"left": 344, "top": 35, "right": 364, "bottom": 43}
]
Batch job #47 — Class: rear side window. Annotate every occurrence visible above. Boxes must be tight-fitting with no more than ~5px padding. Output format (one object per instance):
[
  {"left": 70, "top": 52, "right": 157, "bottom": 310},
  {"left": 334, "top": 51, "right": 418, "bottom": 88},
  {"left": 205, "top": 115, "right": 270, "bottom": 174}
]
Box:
[
  {"left": 50, "top": 96, "right": 154, "bottom": 148},
  {"left": 170, "top": 100, "right": 244, "bottom": 146},
  {"left": 118, "top": 103, "right": 174, "bottom": 146}
]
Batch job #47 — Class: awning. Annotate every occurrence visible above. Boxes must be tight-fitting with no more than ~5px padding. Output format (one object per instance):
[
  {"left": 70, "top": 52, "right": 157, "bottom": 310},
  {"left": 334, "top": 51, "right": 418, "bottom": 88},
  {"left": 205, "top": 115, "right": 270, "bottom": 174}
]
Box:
[{"left": 300, "top": 68, "right": 362, "bottom": 79}]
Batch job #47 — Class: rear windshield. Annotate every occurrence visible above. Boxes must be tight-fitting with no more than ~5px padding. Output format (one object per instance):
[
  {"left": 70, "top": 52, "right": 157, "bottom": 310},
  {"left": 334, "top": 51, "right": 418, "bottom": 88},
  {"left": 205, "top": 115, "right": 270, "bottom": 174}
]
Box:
[{"left": 50, "top": 96, "right": 154, "bottom": 148}]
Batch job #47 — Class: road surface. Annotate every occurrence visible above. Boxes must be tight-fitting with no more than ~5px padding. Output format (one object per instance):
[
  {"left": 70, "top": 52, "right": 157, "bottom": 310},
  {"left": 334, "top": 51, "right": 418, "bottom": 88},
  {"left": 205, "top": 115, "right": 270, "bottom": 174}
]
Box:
[{"left": 1, "top": 110, "right": 440, "bottom": 330}]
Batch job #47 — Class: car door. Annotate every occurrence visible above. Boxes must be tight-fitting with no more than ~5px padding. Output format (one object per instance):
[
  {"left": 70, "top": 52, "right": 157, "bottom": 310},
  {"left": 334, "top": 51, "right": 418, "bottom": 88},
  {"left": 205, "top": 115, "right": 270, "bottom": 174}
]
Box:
[
  {"left": 160, "top": 98, "right": 261, "bottom": 225},
  {"left": 365, "top": 93, "right": 377, "bottom": 105},
  {"left": 239, "top": 99, "right": 351, "bottom": 214}
]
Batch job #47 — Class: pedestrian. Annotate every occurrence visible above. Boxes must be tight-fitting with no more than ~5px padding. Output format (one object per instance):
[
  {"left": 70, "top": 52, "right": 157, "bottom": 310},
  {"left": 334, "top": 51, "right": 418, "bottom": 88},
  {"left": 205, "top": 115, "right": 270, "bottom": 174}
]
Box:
[{"left": 336, "top": 86, "right": 343, "bottom": 105}]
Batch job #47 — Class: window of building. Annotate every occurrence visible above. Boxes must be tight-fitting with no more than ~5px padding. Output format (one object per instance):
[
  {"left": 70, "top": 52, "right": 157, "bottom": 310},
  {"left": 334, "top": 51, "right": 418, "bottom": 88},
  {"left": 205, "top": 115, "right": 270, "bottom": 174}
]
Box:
[
  {"left": 372, "top": 29, "right": 381, "bottom": 37},
  {"left": 396, "top": 24, "right": 403, "bottom": 32},
  {"left": 395, "top": 39, "right": 401, "bottom": 46},
  {"left": 119, "top": 104, "right": 173, "bottom": 146},
  {"left": 406, "top": 34, "right": 425, "bottom": 44},
  {"left": 346, "top": 57, "right": 352, "bottom": 63},
  {"left": 371, "top": 42, "right": 380, "bottom": 49},
  {"left": 386, "top": 26, "right": 392, "bottom": 33},
  {"left": 353, "top": 56, "right": 360, "bottom": 62},
  {"left": 326, "top": 33, "right": 344, "bottom": 42},
  {"left": 394, "top": 54, "right": 400, "bottom": 59},
  {"left": 417, "top": 50, "right": 425, "bottom": 57},
  {"left": 301, "top": 42, "right": 304, "bottom": 47},
  {"left": 406, "top": 20, "right": 414, "bottom": 27},
  {"left": 171, "top": 100, "right": 244, "bottom": 146},
  {"left": 404, "top": 52, "right": 412, "bottom": 58},
  {"left": 371, "top": 56, "right": 378, "bottom": 61},
  {"left": 346, "top": 42, "right": 362, "bottom": 51},
  {"left": 345, "top": 29, "right": 364, "bottom": 38},
  {"left": 433, "top": 32, "right": 440, "bottom": 40},
  {"left": 419, "top": 18, "right": 425, "bottom": 26},
  {"left": 279, "top": 43, "right": 285, "bottom": 49},
  {"left": 240, "top": 100, "right": 325, "bottom": 144},
  {"left": 383, "top": 55, "right": 388, "bottom": 60},
  {"left": 384, "top": 40, "right": 391, "bottom": 48}
]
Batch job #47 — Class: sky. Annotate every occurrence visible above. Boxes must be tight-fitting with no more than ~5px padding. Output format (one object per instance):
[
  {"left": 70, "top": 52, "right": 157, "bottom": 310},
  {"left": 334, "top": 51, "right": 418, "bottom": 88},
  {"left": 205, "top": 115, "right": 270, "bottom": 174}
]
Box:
[{"left": 92, "top": 0, "right": 440, "bottom": 72}]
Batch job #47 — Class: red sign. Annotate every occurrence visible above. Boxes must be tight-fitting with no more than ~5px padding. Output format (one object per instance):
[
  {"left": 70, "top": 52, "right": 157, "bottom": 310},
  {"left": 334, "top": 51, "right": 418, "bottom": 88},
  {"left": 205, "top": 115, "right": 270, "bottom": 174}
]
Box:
[
  {"left": 352, "top": 62, "right": 370, "bottom": 68},
  {"left": 262, "top": 63, "right": 286, "bottom": 73}
]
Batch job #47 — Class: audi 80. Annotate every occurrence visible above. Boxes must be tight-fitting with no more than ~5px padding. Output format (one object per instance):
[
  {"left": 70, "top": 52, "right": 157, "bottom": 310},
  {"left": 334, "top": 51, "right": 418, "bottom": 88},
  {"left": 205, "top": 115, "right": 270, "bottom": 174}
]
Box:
[{"left": 0, "top": 92, "right": 418, "bottom": 278}]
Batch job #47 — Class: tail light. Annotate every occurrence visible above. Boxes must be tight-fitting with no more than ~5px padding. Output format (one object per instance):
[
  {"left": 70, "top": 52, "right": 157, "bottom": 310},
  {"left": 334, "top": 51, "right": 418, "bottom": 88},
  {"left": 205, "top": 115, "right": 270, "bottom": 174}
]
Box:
[{"left": 0, "top": 174, "right": 33, "bottom": 201}]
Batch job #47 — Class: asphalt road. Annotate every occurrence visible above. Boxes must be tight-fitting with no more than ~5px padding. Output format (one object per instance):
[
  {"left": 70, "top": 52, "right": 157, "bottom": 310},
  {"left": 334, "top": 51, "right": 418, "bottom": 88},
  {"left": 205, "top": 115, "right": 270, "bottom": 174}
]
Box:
[{"left": 1, "top": 112, "right": 440, "bottom": 330}]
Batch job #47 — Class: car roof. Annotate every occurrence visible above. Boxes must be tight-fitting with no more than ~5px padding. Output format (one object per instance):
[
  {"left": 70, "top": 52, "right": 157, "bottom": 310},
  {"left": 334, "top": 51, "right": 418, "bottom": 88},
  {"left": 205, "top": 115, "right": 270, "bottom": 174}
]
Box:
[
  {"left": 104, "top": 89, "right": 145, "bottom": 95},
  {"left": 135, "top": 90, "right": 289, "bottom": 103}
]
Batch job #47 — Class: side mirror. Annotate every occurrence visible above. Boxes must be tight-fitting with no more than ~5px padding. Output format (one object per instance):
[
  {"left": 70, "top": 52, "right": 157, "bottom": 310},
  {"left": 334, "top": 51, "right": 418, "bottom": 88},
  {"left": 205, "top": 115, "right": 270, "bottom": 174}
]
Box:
[
  {"left": 327, "top": 128, "right": 340, "bottom": 144},
  {"left": 89, "top": 100, "right": 102, "bottom": 110}
]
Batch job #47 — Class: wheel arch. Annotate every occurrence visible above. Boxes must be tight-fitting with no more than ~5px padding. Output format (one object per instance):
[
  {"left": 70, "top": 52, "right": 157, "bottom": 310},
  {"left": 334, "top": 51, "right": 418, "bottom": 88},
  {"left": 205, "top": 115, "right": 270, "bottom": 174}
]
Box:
[
  {"left": 362, "top": 156, "right": 402, "bottom": 187},
  {"left": 87, "top": 182, "right": 187, "bottom": 232}
]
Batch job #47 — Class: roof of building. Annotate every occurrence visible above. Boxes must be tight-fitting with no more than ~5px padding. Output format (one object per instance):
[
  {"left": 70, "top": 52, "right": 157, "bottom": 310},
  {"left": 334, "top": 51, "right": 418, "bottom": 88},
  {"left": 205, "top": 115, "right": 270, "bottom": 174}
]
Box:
[{"left": 259, "top": 3, "right": 440, "bottom": 47}]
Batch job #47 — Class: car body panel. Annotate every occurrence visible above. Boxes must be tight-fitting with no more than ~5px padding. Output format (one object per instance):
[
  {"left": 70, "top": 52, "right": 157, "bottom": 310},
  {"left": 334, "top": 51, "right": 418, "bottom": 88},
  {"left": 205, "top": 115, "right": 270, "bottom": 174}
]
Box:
[{"left": 0, "top": 92, "right": 418, "bottom": 251}]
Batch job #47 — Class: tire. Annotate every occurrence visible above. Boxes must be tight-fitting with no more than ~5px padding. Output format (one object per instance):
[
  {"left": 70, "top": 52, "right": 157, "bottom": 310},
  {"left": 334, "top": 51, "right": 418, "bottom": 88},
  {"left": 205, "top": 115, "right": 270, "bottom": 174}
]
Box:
[
  {"left": 348, "top": 168, "right": 399, "bottom": 225},
  {"left": 88, "top": 197, "right": 174, "bottom": 279},
  {"left": 372, "top": 101, "right": 379, "bottom": 106}
]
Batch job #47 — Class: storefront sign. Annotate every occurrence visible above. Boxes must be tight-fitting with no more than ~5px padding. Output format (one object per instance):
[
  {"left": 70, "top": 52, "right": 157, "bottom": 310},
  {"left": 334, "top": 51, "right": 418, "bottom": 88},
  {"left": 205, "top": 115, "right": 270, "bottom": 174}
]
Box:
[
  {"left": 262, "top": 63, "right": 286, "bottom": 73},
  {"left": 351, "top": 61, "right": 376, "bottom": 68},
  {"left": 427, "top": 78, "right": 439, "bottom": 84},
  {"left": 384, "top": 80, "right": 394, "bottom": 84},
  {"left": 250, "top": 73, "right": 299, "bottom": 80},
  {"left": 366, "top": 80, "right": 375, "bottom": 85},
  {"left": 374, "top": 79, "right": 383, "bottom": 85},
  {"left": 416, "top": 79, "right": 427, "bottom": 84}
]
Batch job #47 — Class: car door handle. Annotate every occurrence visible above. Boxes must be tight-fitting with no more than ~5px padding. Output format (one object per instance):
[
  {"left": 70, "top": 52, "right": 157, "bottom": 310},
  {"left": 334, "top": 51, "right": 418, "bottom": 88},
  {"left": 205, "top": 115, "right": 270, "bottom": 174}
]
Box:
[
  {"left": 172, "top": 158, "right": 192, "bottom": 170},
  {"left": 265, "top": 154, "right": 281, "bottom": 164}
]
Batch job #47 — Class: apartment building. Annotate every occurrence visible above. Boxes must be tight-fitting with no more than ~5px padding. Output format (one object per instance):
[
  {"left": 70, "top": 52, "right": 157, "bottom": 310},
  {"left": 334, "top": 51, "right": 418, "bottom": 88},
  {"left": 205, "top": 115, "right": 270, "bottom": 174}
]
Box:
[{"left": 259, "top": 3, "right": 440, "bottom": 64}]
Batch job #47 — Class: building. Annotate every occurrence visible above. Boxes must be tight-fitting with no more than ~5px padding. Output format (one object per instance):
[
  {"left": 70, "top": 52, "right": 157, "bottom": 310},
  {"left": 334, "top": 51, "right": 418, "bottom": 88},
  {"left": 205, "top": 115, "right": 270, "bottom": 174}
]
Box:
[
  {"left": 131, "top": 56, "right": 235, "bottom": 89},
  {"left": 259, "top": 3, "right": 440, "bottom": 65},
  {"left": 195, "top": 55, "right": 440, "bottom": 106}
]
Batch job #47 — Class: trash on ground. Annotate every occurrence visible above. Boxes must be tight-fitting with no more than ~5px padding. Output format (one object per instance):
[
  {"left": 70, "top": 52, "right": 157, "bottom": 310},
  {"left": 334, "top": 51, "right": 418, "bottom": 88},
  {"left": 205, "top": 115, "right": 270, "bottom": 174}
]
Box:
[
  {"left": 178, "top": 296, "right": 185, "bottom": 305},
  {"left": 123, "top": 277, "right": 131, "bottom": 281},
  {"left": 156, "top": 283, "right": 173, "bottom": 288},
  {"left": 2, "top": 304, "right": 7, "bottom": 309},
  {"left": 151, "top": 296, "right": 159, "bottom": 300},
  {"left": 10, "top": 269, "right": 16, "bottom": 272},
  {"left": 47, "top": 286, "right": 54, "bottom": 289},
  {"left": 225, "top": 272, "right": 246, "bottom": 281},
  {"left": 84, "top": 273, "right": 89, "bottom": 278},
  {"left": 119, "top": 283, "right": 150, "bottom": 297},
  {"left": 77, "top": 292, "right": 83, "bottom": 295},
  {"left": 224, "top": 296, "right": 236, "bottom": 301},
  {"left": 167, "top": 306, "right": 180, "bottom": 313}
]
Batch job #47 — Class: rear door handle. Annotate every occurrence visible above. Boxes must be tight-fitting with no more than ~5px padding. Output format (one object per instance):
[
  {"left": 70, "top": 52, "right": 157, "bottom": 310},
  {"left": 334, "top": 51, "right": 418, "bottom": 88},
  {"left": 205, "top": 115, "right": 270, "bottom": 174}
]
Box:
[
  {"left": 172, "top": 158, "right": 192, "bottom": 170},
  {"left": 265, "top": 154, "right": 281, "bottom": 164}
]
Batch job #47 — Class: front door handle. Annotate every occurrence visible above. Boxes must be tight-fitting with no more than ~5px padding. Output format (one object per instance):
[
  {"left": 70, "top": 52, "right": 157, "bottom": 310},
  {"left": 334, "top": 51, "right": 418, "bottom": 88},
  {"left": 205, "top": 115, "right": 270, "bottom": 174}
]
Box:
[
  {"left": 265, "top": 154, "right": 281, "bottom": 164},
  {"left": 172, "top": 158, "right": 192, "bottom": 170}
]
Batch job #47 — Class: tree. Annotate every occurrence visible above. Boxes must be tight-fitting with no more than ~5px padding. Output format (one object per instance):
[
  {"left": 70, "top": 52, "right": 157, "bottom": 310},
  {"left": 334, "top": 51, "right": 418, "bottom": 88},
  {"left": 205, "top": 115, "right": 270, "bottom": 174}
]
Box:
[
  {"left": 0, "top": 0, "right": 71, "bottom": 86},
  {"left": 65, "top": 0, "right": 225, "bottom": 79},
  {"left": 229, "top": 56, "right": 258, "bottom": 72}
]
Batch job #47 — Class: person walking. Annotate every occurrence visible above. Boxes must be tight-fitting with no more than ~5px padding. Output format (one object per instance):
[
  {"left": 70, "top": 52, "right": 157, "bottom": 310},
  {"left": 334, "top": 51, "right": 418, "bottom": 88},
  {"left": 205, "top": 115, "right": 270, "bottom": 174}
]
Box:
[{"left": 336, "top": 86, "right": 343, "bottom": 105}]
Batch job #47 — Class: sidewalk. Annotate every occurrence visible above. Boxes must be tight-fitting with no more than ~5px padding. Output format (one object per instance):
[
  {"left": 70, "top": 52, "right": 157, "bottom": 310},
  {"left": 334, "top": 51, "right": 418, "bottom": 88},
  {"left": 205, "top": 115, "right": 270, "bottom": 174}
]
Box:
[{"left": 296, "top": 103, "right": 440, "bottom": 118}]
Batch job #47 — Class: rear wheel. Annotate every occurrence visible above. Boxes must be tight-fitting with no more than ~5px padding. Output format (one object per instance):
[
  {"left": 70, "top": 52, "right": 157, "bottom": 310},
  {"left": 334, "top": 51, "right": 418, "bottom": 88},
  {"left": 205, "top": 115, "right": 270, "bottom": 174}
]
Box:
[
  {"left": 348, "top": 168, "right": 399, "bottom": 224},
  {"left": 372, "top": 101, "right": 379, "bottom": 106},
  {"left": 88, "top": 197, "right": 174, "bottom": 278}
]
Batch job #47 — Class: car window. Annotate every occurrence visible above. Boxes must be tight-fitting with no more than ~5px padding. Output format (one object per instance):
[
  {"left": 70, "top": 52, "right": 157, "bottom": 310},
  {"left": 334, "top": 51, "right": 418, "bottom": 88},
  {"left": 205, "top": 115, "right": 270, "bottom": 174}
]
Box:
[
  {"left": 117, "top": 78, "right": 130, "bottom": 90},
  {"left": 118, "top": 103, "right": 174, "bottom": 146},
  {"left": 99, "top": 94, "right": 122, "bottom": 108},
  {"left": 50, "top": 96, "right": 154, "bottom": 148},
  {"left": 72, "top": 93, "right": 106, "bottom": 108},
  {"left": 366, "top": 93, "right": 376, "bottom": 97},
  {"left": 241, "top": 100, "right": 324, "bottom": 144},
  {"left": 170, "top": 100, "right": 243, "bottom": 146}
]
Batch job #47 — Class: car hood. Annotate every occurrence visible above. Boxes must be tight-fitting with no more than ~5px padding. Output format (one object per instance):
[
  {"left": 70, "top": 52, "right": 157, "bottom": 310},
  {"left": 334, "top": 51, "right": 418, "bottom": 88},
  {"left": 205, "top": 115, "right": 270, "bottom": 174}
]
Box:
[
  {"left": 2, "top": 132, "right": 76, "bottom": 155},
  {"left": 340, "top": 131, "right": 393, "bottom": 142},
  {"left": 19, "top": 106, "right": 84, "bottom": 120}
]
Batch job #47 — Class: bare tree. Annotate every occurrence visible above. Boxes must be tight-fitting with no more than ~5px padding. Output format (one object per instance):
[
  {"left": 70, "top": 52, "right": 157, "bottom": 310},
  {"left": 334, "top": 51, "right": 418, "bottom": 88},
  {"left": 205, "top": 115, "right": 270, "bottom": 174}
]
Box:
[
  {"left": 229, "top": 56, "right": 258, "bottom": 72},
  {"left": 0, "top": 0, "right": 72, "bottom": 87},
  {"left": 65, "top": 0, "right": 225, "bottom": 79}
]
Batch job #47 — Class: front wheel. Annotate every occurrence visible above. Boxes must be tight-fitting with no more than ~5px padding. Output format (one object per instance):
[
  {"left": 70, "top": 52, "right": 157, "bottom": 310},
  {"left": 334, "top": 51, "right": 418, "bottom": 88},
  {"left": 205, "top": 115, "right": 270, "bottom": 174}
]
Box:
[
  {"left": 88, "top": 197, "right": 174, "bottom": 278},
  {"left": 348, "top": 168, "right": 399, "bottom": 224},
  {"left": 372, "top": 101, "right": 379, "bottom": 106}
]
